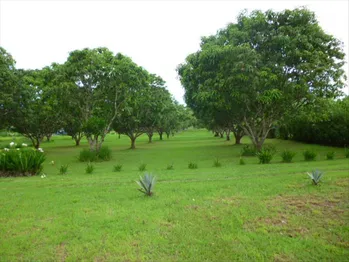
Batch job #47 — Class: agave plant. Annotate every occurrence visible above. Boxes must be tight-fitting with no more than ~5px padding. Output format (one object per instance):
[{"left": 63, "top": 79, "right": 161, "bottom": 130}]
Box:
[
  {"left": 307, "top": 170, "right": 324, "bottom": 185},
  {"left": 136, "top": 173, "right": 156, "bottom": 196}
]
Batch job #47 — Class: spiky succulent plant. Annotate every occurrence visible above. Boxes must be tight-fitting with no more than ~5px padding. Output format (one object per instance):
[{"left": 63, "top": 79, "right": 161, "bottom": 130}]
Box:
[
  {"left": 136, "top": 173, "right": 156, "bottom": 196},
  {"left": 307, "top": 170, "right": 324, "bottom": 185}
]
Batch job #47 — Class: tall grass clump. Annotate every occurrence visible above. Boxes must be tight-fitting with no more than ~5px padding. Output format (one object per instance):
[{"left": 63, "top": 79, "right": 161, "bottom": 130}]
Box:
[
  {"left": 281, "top": 150, "right": 296, "bottom": 163},
  {"left": 303, "top": 149, "right": 317, "bottom": 161}
]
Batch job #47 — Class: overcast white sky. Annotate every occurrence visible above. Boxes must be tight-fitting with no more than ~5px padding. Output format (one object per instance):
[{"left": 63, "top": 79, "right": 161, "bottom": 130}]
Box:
[{"left": 0, "top": 0, "right": 348, "bottom": 104}]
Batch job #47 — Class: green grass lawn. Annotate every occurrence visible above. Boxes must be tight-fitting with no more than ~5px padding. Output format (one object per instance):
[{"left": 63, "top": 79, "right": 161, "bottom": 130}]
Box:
[{"left": 1, "top": 130, "right": 348, "bottom": 261}]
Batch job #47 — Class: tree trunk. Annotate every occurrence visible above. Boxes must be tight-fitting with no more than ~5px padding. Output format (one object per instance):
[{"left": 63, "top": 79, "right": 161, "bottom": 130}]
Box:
[
  {"left": 148, "top": 133, "right": 153, "bottom": 143},
  {"left": 220, "top": 132, "right": 224, "bottom": 138},
  {"left": 226, "top": 130, "right": 230, "bottom": 141},
  {"left": 30, "top": 137, "right": 40, "bottom": 149},
  {"left": 87, "top": 136, "right": 102, "bottom": 152},
  {"left": 214, "top": 131, "right": 219, "bottom": 137},
  {"left": 233, "top": 129, "right": 244, "bottom": 145},
  {"left": 46, "top": 134, "right": 52, "bottom": 142},
  {"left": 166, "top": 132, "right": 170, "bottom": 139},
  {"left": 130, "top": 137, "right": 136, "bottom": 149},
  {"left": 74, "top": 136, "right": 81, "bottom": 146},
  {"left": 88, "top": 137, "right": 96, "bottom": 151},
  {"left": 234, "top": 134, "right": 242, "bottom": 144},
  {"left": 159, "top": 132, "right": 163, "bottom": 140}
]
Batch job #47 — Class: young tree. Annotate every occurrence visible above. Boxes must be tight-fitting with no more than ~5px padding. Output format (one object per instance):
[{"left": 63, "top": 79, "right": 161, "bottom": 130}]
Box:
[{"left": 178, "top": 8, "right": 346, "bottom": 150}]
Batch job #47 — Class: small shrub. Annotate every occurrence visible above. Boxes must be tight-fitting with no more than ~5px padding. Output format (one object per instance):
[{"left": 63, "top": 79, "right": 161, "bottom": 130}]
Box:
[
  {"left": 188, "top": 162, "right": 198, "bottom": 169},
  {"left": 281, "top": 150, "right": 296, "bottom": 163},
  {"left": 78, "top": 146, "right": 112, "bottom": 162},
  {"left": 85, "top": 162, "right": 94, "bottom": 174},
  {"left": 78, "top": 149, "right": 97, "bottom": 162},
  {"left": 303, "top": 149, "right": 317, "bottom": 161},
  {"left": 138, "top": 163, "right": 147, "bottom": 172},
  {"left": 307, "top": 170, "right": 324, "bottom": 185},
  {"left": 59, "top": 164, "right": 69, "bottom": 175},
  {"left": 256, "top": 148, "right": 274, "bottom": 164},
  {"left": 326, "top": 151, "right": 335, "bottom": 160},
  {"left": 213, "top": 158, "right": 221, "bottom": 167},
  {"left": 136, "top": 173, "right": 156, "bottom": 196},
  {"left": 113, "top": 164, "right": 123, "bottom": 172},
  {"left": 239, "top": 157, "right": 245, "bottom": 165},
  {"left": 263, "top": 144, "right": 277, "bottom": 155},
  {"left": 241, "top": 145, "right": 257, "bottom": 156},
  {"left": 345, "top": 148, "right": 349, "bottom": 158},
  {"left": 98, "top": 146, "right": 112, "bottom": 161},
  {"left": 166, "top": 163, "right": 174, "bottom": 170}
]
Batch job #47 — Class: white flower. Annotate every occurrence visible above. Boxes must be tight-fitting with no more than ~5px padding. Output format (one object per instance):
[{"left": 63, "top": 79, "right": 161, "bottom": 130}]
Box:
[
  {"left": 16, "top": 148, "right": 20, "bottom": 151},
  {"left": 41, "top": 174, "right": 46, "bottom": 178},
  {"left": 38, "top": 148, "right": 44, "bottom": 153},
  {"left": 9, "top": 142, "right": 15, "bottom": 147},
  {"left": 192, "top": 199, "right": 195, "bottom": 201},
  {"left": 51, "top": 160, "right": 55, "bottom": 165},
  {"left": 4, "top": 148, "right": 9, "bottom": 151},
  {"left": 22, "top": 143, "right": 28, "bottom": 147}
]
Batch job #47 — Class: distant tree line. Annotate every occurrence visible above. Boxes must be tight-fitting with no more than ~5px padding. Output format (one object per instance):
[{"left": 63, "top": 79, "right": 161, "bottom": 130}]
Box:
[{"left": 0, "top": 47, "right": 196, "bottom": 150}]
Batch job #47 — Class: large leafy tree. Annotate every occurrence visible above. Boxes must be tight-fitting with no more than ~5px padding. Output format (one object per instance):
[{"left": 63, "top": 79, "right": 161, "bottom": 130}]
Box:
[
  {"left": 178, "top": 8, "right": 346, "bottom": 150},
  {"left": 59, "top": 48, "right": 145, "bottom": 152},
  {"left": 0, "top": 47, "right": 18, "bottom": 129},
  {"left": 10, "top": 68, "right": 62, "bottom": 148}
]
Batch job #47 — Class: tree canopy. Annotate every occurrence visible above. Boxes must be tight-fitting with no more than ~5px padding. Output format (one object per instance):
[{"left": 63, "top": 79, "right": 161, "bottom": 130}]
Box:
[{"left": 177, "top": 8, "right": 346, "bottom": 149}]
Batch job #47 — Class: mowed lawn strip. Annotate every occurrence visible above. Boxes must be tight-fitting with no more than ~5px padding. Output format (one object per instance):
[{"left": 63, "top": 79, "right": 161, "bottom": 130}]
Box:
[{"left": 1, "top": 129, "right": 348, "bottom": 261}]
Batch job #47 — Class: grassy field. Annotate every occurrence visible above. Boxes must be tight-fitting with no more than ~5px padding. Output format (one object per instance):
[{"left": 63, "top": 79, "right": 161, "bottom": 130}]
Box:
[{"left": 0, "top": 129, "right": 348, "bottom": 261}]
